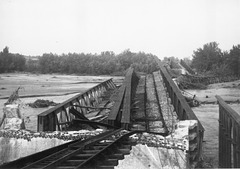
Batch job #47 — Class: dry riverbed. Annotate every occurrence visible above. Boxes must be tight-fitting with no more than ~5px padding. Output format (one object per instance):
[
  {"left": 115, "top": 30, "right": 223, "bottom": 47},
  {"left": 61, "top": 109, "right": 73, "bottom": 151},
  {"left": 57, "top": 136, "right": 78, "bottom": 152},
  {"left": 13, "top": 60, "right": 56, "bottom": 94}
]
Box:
[
  {"left": 0, "top": 73, "right": 239, "bottom": 168},
  {"left": 186, "top": 79, "right": 240, "bottom": 168},
  {"left": 0, "top": 73, "right": 123, "bottom": 131}
]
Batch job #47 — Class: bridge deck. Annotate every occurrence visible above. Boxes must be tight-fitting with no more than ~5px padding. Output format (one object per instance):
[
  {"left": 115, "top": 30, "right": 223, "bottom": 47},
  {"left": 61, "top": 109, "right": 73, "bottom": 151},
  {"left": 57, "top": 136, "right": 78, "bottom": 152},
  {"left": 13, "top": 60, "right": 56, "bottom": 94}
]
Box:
[{"left": 0, "top": 64, "right": 204, "bottom": 168}]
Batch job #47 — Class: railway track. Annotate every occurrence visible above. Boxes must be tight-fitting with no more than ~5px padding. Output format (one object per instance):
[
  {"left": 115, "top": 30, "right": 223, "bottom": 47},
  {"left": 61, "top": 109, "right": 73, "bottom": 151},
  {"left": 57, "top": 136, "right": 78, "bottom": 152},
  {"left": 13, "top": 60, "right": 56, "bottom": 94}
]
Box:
[{"left": 4, "top": 129, "right": 135, "bottom": 169}]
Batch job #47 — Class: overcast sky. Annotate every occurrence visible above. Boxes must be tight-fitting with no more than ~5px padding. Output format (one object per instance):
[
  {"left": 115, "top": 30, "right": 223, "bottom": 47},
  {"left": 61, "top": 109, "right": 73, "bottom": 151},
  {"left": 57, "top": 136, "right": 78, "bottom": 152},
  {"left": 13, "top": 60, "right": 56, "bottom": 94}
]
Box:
[{"left": 1, "top": 0, "right": 240, "bottom": 59}]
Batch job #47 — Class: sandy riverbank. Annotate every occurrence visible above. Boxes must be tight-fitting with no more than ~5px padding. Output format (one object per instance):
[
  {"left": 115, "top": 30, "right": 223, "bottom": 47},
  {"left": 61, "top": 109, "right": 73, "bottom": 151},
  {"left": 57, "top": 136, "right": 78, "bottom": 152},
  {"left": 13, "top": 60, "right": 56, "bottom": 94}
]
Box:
[
  {"left": 186, "top": 79, "right": 240, "bottom": 168},
  {"left": 0, "top": 73, "right": 239, "bottom": 168},
  {"left": 0, "top": 73, "right": 124, "bottom": 131}
]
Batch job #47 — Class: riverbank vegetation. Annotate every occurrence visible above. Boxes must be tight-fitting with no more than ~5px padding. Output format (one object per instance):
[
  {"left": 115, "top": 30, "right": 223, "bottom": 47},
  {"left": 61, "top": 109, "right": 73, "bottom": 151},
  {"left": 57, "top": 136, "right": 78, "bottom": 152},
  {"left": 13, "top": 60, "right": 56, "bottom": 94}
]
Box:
[
  {"left": 0, "top": 42, "right": 240, "bottom": 77},
  {"left": 191, "top": 42, "right": 240, "bottom": 77},
  {"left": 0, "top": 48, "right": 158, "bottom": 75}
]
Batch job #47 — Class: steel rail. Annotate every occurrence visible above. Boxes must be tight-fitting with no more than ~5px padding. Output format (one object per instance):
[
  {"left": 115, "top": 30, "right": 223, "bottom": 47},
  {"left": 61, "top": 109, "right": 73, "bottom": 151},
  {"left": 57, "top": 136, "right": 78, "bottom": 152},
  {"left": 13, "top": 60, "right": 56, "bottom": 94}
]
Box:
[{"left": 20, "top": 129, "right": 123, "bottom": 169}]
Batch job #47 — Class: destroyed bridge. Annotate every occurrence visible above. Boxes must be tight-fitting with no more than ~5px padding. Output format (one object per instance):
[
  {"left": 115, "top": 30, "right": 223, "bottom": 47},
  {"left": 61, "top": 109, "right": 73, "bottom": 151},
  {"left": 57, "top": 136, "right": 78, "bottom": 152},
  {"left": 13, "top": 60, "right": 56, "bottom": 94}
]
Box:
[{"left": 1, "top": 59, "right": 239, "bottom": 168}]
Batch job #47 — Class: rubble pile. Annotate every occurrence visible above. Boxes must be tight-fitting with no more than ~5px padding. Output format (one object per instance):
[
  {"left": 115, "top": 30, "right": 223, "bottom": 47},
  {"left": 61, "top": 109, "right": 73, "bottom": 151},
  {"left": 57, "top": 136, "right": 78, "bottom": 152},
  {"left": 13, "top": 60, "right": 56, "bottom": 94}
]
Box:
[
  {"left": 177, "top": 76, "right": 207, "bottom": 89},
  {"left": 130, "top": 132, "right": 188, "bottom": 151},
  {"left": 0, "top": 129, "right": 105, "bottom": 141},
  {"left": 116, "top": 120, "right": 198, "bottom": 169},
  {"left": 0, "top": 87, "right": 26, "bottom": 130},
  {"left": 100, "top": 130, "right": 130, "bottom": 143},
  {"left": 129, "top": 120, "right": 198, "bottom": 152},
  {"left": 1, "top": 104, "right": 25, "bottom": 130},
  {"left": 153, "top": 71, "right": 178, "bottom": 132},
  {"left": 28, "top": 99, "right": 58, "bottom": 108}
]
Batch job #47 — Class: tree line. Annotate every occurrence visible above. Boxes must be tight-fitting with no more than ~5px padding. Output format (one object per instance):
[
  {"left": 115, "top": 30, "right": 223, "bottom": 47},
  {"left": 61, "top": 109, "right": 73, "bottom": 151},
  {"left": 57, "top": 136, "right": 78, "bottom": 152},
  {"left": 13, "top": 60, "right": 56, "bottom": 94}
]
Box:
[
  {"left": 0, "top": 47, "right": 26, "bottom": 73},
  {"left": 1, "top": 42, "right": 240, "bottom": 77},
  {"left": 0, "top": 48, "right": 159, "bottom": 75},
  {"left": 191, "top": 42, "right": 240, "bottom": 76}
]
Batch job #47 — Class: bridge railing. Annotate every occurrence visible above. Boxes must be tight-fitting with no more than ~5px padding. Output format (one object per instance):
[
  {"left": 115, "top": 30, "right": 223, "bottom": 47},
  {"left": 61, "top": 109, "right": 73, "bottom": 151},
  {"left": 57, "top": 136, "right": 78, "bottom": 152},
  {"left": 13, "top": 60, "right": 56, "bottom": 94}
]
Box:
[
  {"left": 157, "top": 60, "right": 204, "bottom": 162},
  {"left": 182, "top": 73, "right": 239, "bottom": 85},
  {"left": 121, "top": 68, "right": 139, "bottom": 129},
  {"left": 216, "top": 95, "right": 240, "bottom": 168},
  {"left": 108, "top": 67, "right": 139, "bottom": 130},
  {"left": 180, "top": 59, "right": 195, "bottom": 75},
  {"left": 37, "top": 78, "right": 116, "bottom": 132}
]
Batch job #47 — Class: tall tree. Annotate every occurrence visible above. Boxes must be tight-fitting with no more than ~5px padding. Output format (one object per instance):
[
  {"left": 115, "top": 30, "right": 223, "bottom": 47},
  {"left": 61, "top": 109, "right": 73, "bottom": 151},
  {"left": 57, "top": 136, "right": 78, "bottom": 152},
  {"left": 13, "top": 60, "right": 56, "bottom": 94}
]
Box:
[
  {"left": 182, "top": 57, "right": 192, "bottom": 67},
  {"left": 3, "top": 46, "right": 9, "bottom": 54},
  {"left": 118, "top": 49, "right": 133, "bottom": 70},
  {"left": 0, "top": 47, "right": 26, "bottom": 72},
  {"left": 191, "top": 42, "right": 223, "bottom": 72},
  {"left": 228, "top": 45, "right": 240, "bottom": 76}
]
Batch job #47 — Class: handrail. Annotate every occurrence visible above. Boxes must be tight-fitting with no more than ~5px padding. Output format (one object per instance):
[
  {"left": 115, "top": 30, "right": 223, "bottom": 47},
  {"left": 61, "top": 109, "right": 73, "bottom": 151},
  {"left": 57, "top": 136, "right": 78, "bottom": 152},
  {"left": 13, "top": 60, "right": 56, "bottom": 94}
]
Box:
[
  {"left": 216, "top": 95, "right": 240, "bottom": 124},
  {"left": 156, "top": 59, "right": 204, "bottom": 163},
  {"left": 157, "top": 60, "right": 204, "bottom": 131},
  {"left": 39, "top": 78, "right": 113, "bottom": 116},
  {"left": 182, "top": 73, "right": 239, "bottom": 85},
  {"left": 180, "top": 59, "right": 195, "bottom": 75},
  {"left": 121, "top": 68, "right": 137, "bottom": 129},
  {"left": 216, "top": 95, "right": 240, "bottom": 168},
  {"left": 108, "top": 84, "right": 125, "bottom": 126},
  {"left": 108, "top": 67, "right": 139, "bottom": 129},
  {"left": 37, "top": 78, "right": 116, "bottom": 131}
]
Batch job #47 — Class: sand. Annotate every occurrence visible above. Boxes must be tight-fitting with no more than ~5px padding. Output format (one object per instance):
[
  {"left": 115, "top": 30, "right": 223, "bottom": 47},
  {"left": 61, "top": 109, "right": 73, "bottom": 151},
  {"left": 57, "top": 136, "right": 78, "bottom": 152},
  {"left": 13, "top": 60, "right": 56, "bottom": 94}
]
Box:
[
  {"left": 0, "top": 73, "right": 123, "bottom": 132},
  {"left": 186, "top": 79, "right": 240, "bottom": 168},
  {"left": 0, "top": 73, "right": 239, "bottom": 168}
]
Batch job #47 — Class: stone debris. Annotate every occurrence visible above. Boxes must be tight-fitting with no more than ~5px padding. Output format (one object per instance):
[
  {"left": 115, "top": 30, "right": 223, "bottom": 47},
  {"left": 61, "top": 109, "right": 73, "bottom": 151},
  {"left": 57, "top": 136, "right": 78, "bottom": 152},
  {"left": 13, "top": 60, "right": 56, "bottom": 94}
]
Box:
[
  {"left": 116, "top": 144, "right": 187, "bottom": 169},
  {"left": 0, "top": 128, "right": 106, "bottom": 141},
  {"left": 0, "top": 129, "right": 130, "bottom": 165},
  {"left": 1, "top": 104, "right": 25, "bottom": 130},
  {"left": 145, "top": 71, "right": 179, "bottom": 134},
  {"left": 116, "top": 120, "right": 198, "bottom": 169},
  {"left": 153, "top": 71, "right": 178, "bottom": 133},
  {"left": 148, "top": 121, "right": 165, "bottom": 133},
  {"left": 129, "top": 120, "right": 197, "bottom": 151},
  {"left": 0, "top": 129, "right": 130, "bottom": 142},
  {"left": 0, "top": 87, "right": 26, "bottom": 131},
  {"left": 28, "top": 99, "right": 58, "bottom": 108},
  {"left": 129, "top": 120, "right": 196, "bottom": 152}
]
